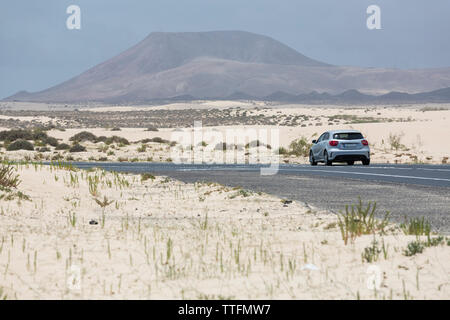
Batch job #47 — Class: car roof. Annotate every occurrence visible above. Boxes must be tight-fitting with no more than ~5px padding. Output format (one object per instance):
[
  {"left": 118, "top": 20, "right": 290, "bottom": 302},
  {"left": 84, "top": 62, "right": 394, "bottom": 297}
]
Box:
[{"left": 328, "top": 129, "right": 362, "bottom": 134}]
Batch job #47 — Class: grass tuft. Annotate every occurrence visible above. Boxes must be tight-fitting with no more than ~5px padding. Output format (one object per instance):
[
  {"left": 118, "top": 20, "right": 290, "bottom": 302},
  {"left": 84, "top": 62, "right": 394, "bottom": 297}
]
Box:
[{"left": 337, "top": 197, "right": 390, "bottom": 244}]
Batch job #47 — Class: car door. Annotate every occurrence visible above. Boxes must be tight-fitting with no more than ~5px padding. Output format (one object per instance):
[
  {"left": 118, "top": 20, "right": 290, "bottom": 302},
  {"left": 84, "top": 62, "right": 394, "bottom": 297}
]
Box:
[
  {"left": 312, "top": 133, "right": 325, "bottom": 159},
  {"left": 317, "top": 132, "right": 329, "bottom": 159}
]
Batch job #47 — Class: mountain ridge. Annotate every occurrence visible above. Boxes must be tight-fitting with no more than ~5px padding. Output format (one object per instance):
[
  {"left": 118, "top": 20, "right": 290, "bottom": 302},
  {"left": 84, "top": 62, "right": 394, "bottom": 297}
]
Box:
[{"left": 4, "top": 30, "right": 450, "bottom": 103}]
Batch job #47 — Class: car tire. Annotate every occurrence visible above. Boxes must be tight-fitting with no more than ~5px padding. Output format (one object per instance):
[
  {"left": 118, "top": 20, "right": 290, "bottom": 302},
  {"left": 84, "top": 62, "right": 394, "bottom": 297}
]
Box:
[
  {"left": 309, "top": 151, "right": 317, "bottom": 166},
  {"left": 324, "top": 152, "right": 332, "bottom": 166},
  {"left": 362, "top": 159, "right": 370, "bottom": 165},
  {"left": 347, "top": 161, "right": 354, "bottom": 165}
]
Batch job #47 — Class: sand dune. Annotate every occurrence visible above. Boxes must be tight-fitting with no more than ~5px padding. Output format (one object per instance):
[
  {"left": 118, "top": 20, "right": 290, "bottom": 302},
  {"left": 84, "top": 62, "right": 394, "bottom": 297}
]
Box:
[
  {"left": 1, "top": 103, "right": 448, "bottom": 165},
  {"left": 0, "top": 163, "right": 448, "bottom": 299}
]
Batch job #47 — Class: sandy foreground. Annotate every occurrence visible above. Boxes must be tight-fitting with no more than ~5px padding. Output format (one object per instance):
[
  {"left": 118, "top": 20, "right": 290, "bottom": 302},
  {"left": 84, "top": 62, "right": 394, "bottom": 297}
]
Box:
[
  {"left": 0, "top": 163, "right": 448, "bottom": 299},
  {"left": 1, "top": 103, "right": 449, "bottom": 165}
]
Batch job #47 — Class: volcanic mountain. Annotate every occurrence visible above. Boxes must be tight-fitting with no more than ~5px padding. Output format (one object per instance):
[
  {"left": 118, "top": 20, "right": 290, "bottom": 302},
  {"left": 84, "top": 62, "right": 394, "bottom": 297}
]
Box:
[{"left": 6, "top": 31, "right": 450, "bottom": 103}]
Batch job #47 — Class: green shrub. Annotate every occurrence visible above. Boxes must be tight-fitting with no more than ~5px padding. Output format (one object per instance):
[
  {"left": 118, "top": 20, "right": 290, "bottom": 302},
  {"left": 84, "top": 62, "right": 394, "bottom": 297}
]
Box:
[
  {"left": 0, "top": 128, "right": 54, "bottom": 144},
  {"left": 289, "top": 137, "right": 312, "bottom": 157},
  {"left": 141, "top": 173, "right": 156, "bottom": 182},
  {"left": 0, "top": 163, "right": 20, "bottom": 191},
  {"left": 150, "top": 137, "right": 169, "bottom": 144},
  {"left": 0, "top": 129, "right": 59, "bottom": 147},
  {"left": 69, "top": 144, "right": 86, "bottom": 153},
  {"left": 55, "top": 143, "right": 70, "bottom": 150},
  {"left": 44, "top": 136, "right": 59, "bottom": 147},
  {"left": 104, "top": 136, "right": 129, "bottom": 145},
  {"left": 32, "top": 129, "right": 47, "bottom": 141},
  {"left": 362, "top": 240, "right": 381, "bottom": 263},
  {"left": 388, "top": 133, "right": 406, "bottom": 151},
  {"left": 69, "top": 131, "right": 97, "bottom": 142},
  {"left": 137, "top": 144, "right": 147, "bottom": 152},
  {"left": 0, "top": 129, "right": 33, "bottom": 142},
  {"left": 51, "top": 154, "right": 63, "bottom": 161},
  {"left": 400, "top": 217, "right": 431, "bottom": 236},
  {"left": 96, "top": 136, "right": 108, "bottom": 143},
  {"left": 245, "top": 140, "right": 265, "bottom": 148},
  {"left": 7, "top": 139, "right": 34, "bottom": 151},
  {"left": 338, "top": 197, "right": 390, "bottom": 245},
  {"left": 427, "top": 236, "right": 445, "bottom": 247},
  {"left": 404, "top": 241, "right": 424, "bottom": 256}
]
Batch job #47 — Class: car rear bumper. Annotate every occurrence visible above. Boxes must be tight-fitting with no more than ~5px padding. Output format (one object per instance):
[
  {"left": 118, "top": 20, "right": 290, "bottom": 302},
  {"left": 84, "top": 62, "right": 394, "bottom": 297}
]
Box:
[{"left": 328, "top": 149, "right": 370, "bottom": 162}]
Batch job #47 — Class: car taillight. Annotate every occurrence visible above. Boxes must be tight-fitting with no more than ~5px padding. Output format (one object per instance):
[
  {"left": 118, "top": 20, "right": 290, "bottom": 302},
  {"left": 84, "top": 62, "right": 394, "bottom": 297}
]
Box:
[
  {"left": 361, "top": 139, "right": 369, "bottom": 146},
  {"left": 329, "top": 140, "right": 338, "bottom": 146}
]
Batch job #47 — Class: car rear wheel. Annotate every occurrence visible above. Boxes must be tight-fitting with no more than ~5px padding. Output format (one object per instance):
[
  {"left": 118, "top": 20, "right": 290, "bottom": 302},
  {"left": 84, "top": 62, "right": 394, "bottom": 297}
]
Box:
[
  {"left": 324, "top": 152, "right": 332, "bottom": 166},
  {"left": 362, "top": 159, "right": 370, "bottom": 165},
  {"left": 347, "top": 161, "right": 354, "bottom": 165},
  {"left": 309, "top": 151, "right": 317, "bottom": 166}
]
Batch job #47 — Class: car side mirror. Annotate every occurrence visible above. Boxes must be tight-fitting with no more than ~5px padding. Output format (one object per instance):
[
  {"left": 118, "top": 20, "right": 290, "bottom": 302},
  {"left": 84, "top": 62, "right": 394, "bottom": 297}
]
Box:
[{"left": 312, "top": 140, "right": 317, "bottom": 144}]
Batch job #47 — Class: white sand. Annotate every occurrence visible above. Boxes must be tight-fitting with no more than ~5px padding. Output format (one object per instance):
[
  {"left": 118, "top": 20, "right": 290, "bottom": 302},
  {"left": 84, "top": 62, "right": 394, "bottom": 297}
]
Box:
[
  {"left": 1, "top": 103, "right": 449, "bottom": 164},
  {"left": 0, "top": 163, "right": 448, "bottom": 299}
]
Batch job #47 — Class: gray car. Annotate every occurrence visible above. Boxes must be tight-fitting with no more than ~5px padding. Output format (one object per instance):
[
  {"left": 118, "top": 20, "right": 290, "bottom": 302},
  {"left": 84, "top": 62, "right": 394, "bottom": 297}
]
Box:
[{"left": 309, "top": 130, "right": 370, "bottom": 166}]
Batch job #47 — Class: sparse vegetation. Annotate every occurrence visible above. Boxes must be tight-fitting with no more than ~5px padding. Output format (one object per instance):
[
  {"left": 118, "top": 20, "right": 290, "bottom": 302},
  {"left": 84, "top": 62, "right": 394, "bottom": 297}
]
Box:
[
  {"left": 277, "top": 147, "right": 289, "bottom": 155},
  {"left": 137, "top": 144, "right": 147, "bottom": 152},
  {"left": 288, "top": 137, "right": 312, "bottom": 157},
  {"left": 337, "top": 198, "right": 390, "bottom": 245},
  {"left": 388, "top": 133, "right": 406, "bottom": 151},
  {"left": 404, "top": 241, "right": 425, "bottom": 256},
  {"left": 104, "top": 136, "right": 129, "bottom": 145},
  {"left": 400, "top": 217, "right": 431, "bottom": 236},
  {"left": 0, "top": 163, "right": 20, "bottom": 191},
  {"left": 141, "top": 173, "right": 155, "bottom": 182},
  {"left": 362, "top": 239, "right": 381, "bottom": 263}
]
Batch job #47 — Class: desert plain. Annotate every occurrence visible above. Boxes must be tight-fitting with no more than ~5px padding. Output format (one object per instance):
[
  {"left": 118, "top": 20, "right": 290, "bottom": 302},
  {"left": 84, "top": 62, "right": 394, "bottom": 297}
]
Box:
[{"left": 0, "top": 100, "right": 449, "bottom": 299}]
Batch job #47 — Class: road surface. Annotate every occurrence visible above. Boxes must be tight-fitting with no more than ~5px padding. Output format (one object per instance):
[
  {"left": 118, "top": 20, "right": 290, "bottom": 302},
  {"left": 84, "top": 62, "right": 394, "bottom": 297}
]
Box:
[{"left": 70, "top": 162, "right": 450, "bottom": 234}]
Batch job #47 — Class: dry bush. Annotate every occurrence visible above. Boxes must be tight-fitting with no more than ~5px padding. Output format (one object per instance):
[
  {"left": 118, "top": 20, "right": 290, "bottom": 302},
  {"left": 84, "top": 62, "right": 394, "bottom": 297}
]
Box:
[{"left": 0, "top": 163, "right": 20, "bottom": 191}]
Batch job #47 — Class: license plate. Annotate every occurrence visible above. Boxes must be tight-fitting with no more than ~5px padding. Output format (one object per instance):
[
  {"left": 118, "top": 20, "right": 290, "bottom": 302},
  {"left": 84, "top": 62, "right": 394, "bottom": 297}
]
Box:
[{"left": 343, "top": 143, "right": 356, "bottom": 148}]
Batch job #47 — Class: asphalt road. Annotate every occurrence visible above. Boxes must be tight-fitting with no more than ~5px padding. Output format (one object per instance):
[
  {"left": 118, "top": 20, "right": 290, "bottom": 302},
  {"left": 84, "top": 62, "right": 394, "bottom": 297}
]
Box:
[{"left": 71, "top": 162, "right": 450, "bottom": 234}]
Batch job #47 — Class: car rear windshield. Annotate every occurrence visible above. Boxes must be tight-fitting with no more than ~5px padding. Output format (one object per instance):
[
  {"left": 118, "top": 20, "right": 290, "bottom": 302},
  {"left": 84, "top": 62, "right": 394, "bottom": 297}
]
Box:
[{"left": 333, "top": 132, "right": 363, "bottom": 140}]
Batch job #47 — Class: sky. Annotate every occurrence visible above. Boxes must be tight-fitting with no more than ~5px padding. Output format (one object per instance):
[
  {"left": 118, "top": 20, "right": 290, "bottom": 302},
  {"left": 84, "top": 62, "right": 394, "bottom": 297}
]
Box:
[{"left": 1, "top": 0, "right": 450, "bottom": 99}]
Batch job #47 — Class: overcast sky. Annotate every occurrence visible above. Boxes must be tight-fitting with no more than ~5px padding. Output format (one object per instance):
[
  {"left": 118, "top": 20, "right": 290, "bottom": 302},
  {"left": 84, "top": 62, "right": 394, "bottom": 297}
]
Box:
[{"left": 1, "top": 0, "right": 449, "bottom": 99}]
